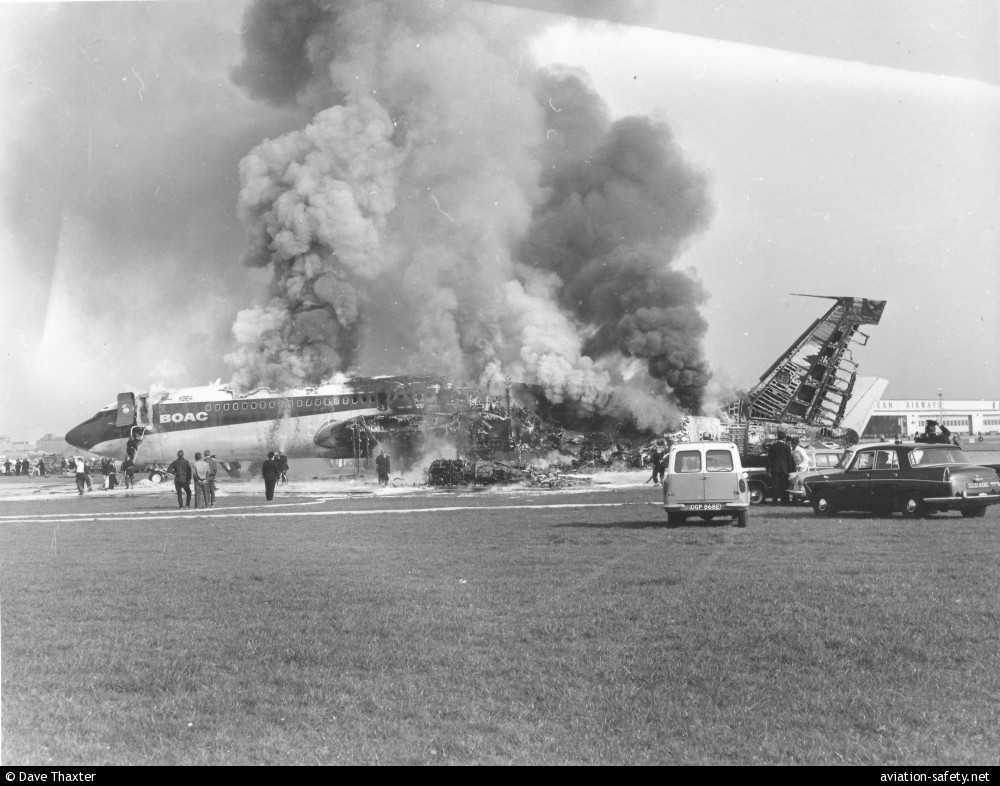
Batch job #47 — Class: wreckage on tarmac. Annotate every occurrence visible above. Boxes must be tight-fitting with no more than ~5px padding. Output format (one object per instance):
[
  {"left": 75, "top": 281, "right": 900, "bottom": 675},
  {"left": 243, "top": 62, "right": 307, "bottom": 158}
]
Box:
[
  {"left": 65, "top": 294, "right": 887, "bottom": 485},
  {"left": 719, "top": 295, "right": 888, "bottom": 463}
]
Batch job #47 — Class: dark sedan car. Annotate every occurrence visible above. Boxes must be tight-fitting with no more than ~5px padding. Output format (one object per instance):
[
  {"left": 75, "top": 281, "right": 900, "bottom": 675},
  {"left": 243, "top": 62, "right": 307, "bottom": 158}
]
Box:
[{"left": 804, "top": 442, "right": 1000, "bottom": 518}]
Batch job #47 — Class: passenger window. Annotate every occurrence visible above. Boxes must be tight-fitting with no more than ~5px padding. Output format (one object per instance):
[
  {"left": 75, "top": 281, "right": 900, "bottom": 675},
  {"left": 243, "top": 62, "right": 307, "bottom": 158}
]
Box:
[
  {"left": 854, "top": 452, "right": 874, "bottom": 471},
  {"left": 875, "top": 451, "right": 898, "bottom": 470},
  {"left": 706, "top": 450, "right": 734, "bottom": 472},
  {"left": 675, "top": 451, "right": 702, "bottom": 473}
]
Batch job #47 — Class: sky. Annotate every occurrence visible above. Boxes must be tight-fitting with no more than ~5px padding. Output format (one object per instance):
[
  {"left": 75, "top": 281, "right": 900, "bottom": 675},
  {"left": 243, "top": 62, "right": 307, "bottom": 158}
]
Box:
[{"left": 0, "top": 0, "right": 997, "bottom": 442}]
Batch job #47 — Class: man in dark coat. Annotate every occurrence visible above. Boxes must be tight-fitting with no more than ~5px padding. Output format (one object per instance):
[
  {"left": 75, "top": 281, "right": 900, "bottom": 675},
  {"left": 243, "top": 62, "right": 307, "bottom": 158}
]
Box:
[
  {"left": 121, "top": 456, "right": 135, "bottom": 489},
  {"left": 917, "top": 420, "right": 952, "bottom": 444},
  {"left": 126, "top": 427, "right": 142, "bottom": 460},
  {"left": 650, "top": 442, "right": 666, "bottom": 484},
  {"left": 261, "top": 451, "right": 281, "bottom": 501},
  {"left": 167, "top": 450, "right": 193, "bottom": 508},
  {"left": 766, "top": 432, "right": 796, "bottom": 504},
  {"left": 375, "top": 450, "right": 388, "bottom": 486}
]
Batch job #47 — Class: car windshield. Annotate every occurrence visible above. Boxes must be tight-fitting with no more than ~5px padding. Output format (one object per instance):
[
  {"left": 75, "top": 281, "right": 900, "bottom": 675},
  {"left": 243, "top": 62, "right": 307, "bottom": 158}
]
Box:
[
  {"left": 836, "top": 450, "right": 857, "bottom": 469},
  {"left": 907, "top": 448, "right": 970, "bottom": 467}
]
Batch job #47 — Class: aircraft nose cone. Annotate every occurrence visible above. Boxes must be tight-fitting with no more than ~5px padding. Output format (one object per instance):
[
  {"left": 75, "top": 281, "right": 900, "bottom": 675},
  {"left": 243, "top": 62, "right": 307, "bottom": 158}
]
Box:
[{"left": 65, "top": 422, "right": 98, "bottom": 451}]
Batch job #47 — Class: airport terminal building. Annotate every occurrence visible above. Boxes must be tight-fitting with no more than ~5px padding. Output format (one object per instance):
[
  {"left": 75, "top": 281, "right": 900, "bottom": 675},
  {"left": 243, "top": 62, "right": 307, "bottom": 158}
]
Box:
[{"left": 865, "top": 398, "right": 1000, "bottom": 439}]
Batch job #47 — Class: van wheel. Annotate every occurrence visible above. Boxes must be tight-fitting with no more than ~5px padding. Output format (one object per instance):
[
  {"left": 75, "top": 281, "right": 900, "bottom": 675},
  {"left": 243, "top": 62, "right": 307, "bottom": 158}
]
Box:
[
  {"left": 666, "top": 512, "right": 685, "bottom": 527},
  {"left": 148, "top": 471, "right": 164, "bottom": 484},
  {"left": 735, "top": 510, "right": 748, "bottom": 528},
  {"left": 899, "top": 495, "right": 926, "bottom": 518},
  {"left": 749, "top": 484, "right": 766, "bottom": 505},
  {"left": 811, "top": 493, "right": 837, "bottom": 516},
  {"left": 961, "top": 507, "right": 987, "bottom": 518}
]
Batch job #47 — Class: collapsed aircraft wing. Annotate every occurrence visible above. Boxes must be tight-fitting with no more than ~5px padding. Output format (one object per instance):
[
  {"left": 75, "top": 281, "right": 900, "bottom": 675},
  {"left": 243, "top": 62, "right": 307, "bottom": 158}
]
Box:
[{"left": 744, "top": 295, "right": 886, "bottom": 428}]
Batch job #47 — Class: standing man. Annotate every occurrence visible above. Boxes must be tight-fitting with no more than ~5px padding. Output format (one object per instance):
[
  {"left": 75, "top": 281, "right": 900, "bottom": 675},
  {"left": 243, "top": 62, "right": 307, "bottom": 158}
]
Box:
[
  {"left": 121, "top": 455, "right": 135, "bottom": 489},
  {"left": 204, "top": 449, "right": 218, "bottom": 507},
  {"left": 167, "top": 450, "right": 193, "bottom": 508},
  {"left": 791, "top": 437, "right": 809, "bottom": 472},
  {"left": 73, "top": 456, "right": 88, "bottom": 495},
  {"left": 650, "top": 442, "right": 664, "bottom": 484},
  {"left": 192, "top": 452, "right": 210, "bottom": 509},
  {"left": 766, "top": 432, "right": 795, "bottom": 505},
  {"left": 261, "top": 451, "right": 280, "bottom": 501},
  {"left": 375, "top": 450, "right": 388, "bottom": 486},
  {"left": 3, "top": 458, "right": 10, "bottom": 475},
  {"left": 277, "top": 451, "right": 289, "bottom": 484}
]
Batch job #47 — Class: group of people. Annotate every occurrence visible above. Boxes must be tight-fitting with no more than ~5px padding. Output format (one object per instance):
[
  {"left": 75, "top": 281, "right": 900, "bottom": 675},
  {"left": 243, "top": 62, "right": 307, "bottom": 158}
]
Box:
[
  {"left": 766, "top": 431, "right": 810, "bottom": 505},
  {"left": 3, "top": 458, "right": 43, "bottom": 476},
  {"left": 165, "top": 449, "right": 219, "bottom": 508}
]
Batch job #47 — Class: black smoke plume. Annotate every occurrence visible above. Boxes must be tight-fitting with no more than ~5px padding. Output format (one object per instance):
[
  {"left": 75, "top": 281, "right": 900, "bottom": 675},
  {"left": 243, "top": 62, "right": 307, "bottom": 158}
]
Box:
[{"left": 226, "top": 0, "right": 714, "bottom": 426}]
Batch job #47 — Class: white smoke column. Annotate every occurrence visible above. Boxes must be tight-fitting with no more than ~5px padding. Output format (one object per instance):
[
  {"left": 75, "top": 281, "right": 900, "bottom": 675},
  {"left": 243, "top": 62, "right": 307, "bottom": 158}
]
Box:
[
  {"left": 228, "top": 0, "right": 714, "bottom": 426},
  {"left": 225, "top": 94, "right": 403, "bottom": 388},
  {"left": 227, "top": 0, "right": 613, "bottom": 407}
]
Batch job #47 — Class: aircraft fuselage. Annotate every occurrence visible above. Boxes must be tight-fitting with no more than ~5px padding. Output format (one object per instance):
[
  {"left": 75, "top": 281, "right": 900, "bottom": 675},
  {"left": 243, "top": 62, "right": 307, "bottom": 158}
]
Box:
[{"left": 65, "top": 376, "right": 447, "bottom": 464}]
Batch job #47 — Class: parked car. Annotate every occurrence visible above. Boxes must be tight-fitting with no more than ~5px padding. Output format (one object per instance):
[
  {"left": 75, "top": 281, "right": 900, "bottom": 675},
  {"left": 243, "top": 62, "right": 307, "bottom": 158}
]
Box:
[
  {"left": 748, "top": 448, "right": 845, "bottom": 504},
  {"left": 662, "top": 441, "right": 750, "bottom": 527},
  {"left": 803, "top": 442, "right": 1000, "bottom": 518},
  {"left": 786, "top": 448, "right": 848, "bottom": 502}
]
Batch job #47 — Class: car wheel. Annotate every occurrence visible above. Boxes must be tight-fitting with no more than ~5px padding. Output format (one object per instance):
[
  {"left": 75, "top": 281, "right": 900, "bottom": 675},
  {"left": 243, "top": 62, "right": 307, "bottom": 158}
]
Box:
[
  {"left": 811, "top": 493, "right": 837, "bottom": 516},
  {"left": 899, "top": 494, "right": 926, "bottom": 518},
  {"left": 749, "top": 483, "right": 766, "bottom": 505},
  {"left": 148, "top": 471, "right": 164, "bottom": 484},
  {"left": 961, "top": 507, "right": 987, "bottom": 519},
  {"left": 735, "top": 510, "right": 748, "bottom": 528}
]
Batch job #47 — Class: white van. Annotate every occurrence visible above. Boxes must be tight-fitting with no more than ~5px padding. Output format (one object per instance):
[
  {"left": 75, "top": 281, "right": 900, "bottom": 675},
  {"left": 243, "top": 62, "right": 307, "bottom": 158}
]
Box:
[{"left": 662, "top": 441, "right": 750, "bottom": 527}]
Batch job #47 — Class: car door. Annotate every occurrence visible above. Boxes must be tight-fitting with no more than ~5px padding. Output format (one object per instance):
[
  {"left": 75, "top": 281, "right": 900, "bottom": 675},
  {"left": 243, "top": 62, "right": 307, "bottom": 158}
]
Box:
[
  {"left": 703, "top": 448, "right": 737, "bottom": 502},
  {"left": 670, "top": 449, "right": 705, "bottom": 504},
  {"left": 864, "top": 448, "right": 900, "bottom": 510},
  {"left": 838, "top": 449, "right": 877, "bottom": 510}
]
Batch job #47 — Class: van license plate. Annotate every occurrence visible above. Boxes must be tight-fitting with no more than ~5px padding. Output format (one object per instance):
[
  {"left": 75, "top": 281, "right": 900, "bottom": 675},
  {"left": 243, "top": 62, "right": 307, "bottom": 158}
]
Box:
[{"left": 686, "top": 504, "right": 722, "bottom": 511}]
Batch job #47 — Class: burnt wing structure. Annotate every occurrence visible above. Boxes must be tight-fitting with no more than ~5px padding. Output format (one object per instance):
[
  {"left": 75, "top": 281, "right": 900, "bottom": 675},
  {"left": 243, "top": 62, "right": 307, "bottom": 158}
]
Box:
[{"left": 742, "top": 295, "right": 886, "bottom": 428}]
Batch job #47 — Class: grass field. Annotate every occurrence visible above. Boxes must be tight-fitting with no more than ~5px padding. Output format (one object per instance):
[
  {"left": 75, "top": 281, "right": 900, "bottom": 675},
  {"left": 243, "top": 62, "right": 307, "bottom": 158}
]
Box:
[{"left": 2, "top": 487, "right": 999, "bottom": 765}]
